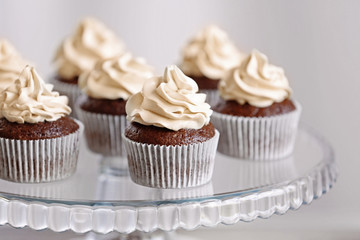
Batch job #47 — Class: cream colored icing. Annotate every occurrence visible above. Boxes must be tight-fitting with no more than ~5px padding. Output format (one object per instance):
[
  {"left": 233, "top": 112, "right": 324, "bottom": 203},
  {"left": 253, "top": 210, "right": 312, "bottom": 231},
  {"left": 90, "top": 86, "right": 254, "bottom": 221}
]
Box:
[
  {"left": 219, "top": 49, "right": 292, "bottom": 108},
  {"left": 79, "top": 53, "right": 154, "bottom": 100},
  {"left": 181, "top": 25, "right": 244, "bottom": 80},
  {"left": 54, "top": 17, "right": 125, "bottom": 80},
  {"left": 126, "top": 65, "right": 212, "bottom": 131},
  {"left": 0, "top": 66, "right": 71, "bottom": 124},
  {"left": 0, "top": 39, "right": 29, "bottom": 92}
]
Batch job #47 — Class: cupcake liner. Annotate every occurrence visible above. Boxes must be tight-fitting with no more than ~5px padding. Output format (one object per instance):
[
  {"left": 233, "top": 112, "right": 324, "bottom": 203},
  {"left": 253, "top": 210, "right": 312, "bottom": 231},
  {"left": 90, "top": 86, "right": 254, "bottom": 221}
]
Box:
[
  {"left": 124, "top": 130, "right": 220, "bottom": 189},
  {"left": 49, "top": 77, "right": 81, "bottom": 117},
  {"left": 201, "top": 89, "right": 220, "bottom": 107},
  {"left": 0, "top": 120, "right": 83, "bottom": 183},
  {"left": 76, "top": 106, "right": 128, "bottom": 157},
  {"left": 212, "top": 102, "right": 301, "bottom": 160}
]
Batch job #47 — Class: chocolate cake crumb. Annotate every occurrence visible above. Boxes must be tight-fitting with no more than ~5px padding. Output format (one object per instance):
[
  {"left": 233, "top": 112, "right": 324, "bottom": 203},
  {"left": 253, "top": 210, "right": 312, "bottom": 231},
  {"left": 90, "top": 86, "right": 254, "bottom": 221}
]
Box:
[
  {"left": 79, "top": 95, "right": 127, "bottom": 115},
  {"left": 55, "top": 75, "right": 79, "bottom": 85},
  {"left": 125, "top": 122, "right": 215, "bottom": 146},
  {"left": 213, "top": 98, "right": 296, "bottom": 117},
  {"left": 0, "top": 117, "right": 79, "bottom": 140},
  {"left": 188, "top": 75, "right": 219, "bottom": 90}
]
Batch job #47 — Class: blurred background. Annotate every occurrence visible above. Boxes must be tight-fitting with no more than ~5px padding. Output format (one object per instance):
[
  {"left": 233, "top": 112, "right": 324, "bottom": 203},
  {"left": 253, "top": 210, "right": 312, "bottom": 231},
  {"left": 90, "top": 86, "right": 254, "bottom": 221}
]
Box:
[{"left": 1, "top": 0, "right": 360, "bottom": 239}]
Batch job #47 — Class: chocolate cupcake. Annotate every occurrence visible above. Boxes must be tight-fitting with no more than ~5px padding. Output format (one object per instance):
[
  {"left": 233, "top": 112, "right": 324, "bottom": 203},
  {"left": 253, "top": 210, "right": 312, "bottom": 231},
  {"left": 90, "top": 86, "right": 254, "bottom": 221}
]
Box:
[
  {"left": 212, "top": 49, "right": 301, "bottom": 160},
  {"left": 0, "top": 39, "right": 29, "bottom": 92},
  {"left": 51, "top": 17, "right": 125, "bottom": 114},
  {"left": 0, "top": 66, "right": 83, "bottom": 183},
  {"left": 124, "top": 65, "right": 219, "bottom": 189},
  {"left": 76, "top": 53, "right": 154, "bottom": 157},
  {"left": 180, "top": 25, "right": 244, "bottom": 106}
]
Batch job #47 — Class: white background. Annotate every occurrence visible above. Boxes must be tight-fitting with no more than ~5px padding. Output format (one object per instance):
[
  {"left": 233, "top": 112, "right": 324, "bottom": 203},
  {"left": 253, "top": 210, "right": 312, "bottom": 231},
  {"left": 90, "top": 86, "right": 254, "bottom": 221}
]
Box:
[{"left": 1, "top": 0, "right": 360, "bottom": 239}]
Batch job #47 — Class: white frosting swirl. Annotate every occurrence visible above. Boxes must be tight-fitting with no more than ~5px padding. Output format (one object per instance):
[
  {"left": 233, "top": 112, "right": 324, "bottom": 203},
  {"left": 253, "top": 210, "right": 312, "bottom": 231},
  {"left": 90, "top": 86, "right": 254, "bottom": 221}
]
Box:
[
  {"left": 181, "top": 25, "right": 244, "bottom": 80},
  {"left": 0, "top": 66, "right": 71, "bottom": 124},
  {"left": 126, "top": 65, "right": 212, "bottom": 131},
  {"left": 219, "top": 49, "right": 292, "bottom": 107},
  {"left": 79, "top": 53, "right": 154, "bottom": 100},
  {"left": 0, "top": 39, "right": 29, "bottom": 92},
  {"left": 54, "top": 17, "right": 125, "bottom": 80}
]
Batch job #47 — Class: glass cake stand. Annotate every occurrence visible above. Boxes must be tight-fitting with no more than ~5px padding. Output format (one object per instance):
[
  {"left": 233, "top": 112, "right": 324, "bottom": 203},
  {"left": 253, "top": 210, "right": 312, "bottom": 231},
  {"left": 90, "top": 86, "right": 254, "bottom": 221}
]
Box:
[{"left": 0, "top": 124, "right": 337, "bottom": 239}]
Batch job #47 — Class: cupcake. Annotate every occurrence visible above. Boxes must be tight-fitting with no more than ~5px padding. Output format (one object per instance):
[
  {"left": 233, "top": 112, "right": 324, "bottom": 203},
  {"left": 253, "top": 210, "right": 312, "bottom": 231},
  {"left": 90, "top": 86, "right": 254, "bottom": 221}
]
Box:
[
  {"left": 212, "top": 49, "right": 301, "bottom": 160},
  {"left": 51, "top": 17, "right": 125, "bottom": 114},
  {"left": 180, "top": 25, "right": 244, "bottom": 106},
  {"left": 0, "top": 39, "right": 29, "bottom": 92},
  {"left": 76, "top": 53, "right": 154, "bottom": 157},
  {"left": 0, "top": 66, "right": 83, "bottom": 183},
  {"left": 124, "top": 65, "right": 219, "bottom": 189}
]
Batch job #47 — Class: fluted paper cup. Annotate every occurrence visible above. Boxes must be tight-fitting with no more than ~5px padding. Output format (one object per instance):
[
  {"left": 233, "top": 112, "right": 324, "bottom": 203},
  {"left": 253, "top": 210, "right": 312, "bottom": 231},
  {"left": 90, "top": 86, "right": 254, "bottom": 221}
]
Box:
[
  {"left": 212, "top": 102, "right": 301, "bottom": 160},
  {"left": 201, "top": 89, "right": 220, "bottom": 107},
  {"left": 0, "top": 120, "right": 83, "bottom": 183},
  {"left": 49, "top": 77, "right": 81, "bottom": 117},
  {"left": 76, "top": 106, "right": 128, "bottom": 157},
  {"left": 124, "top": 130, "right": 220, "bottom": 189}
]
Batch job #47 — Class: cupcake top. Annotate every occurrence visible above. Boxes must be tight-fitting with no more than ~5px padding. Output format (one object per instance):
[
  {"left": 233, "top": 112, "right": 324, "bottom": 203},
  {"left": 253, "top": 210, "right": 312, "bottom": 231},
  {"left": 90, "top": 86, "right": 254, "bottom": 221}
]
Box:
[
  {"left": 181, "top": 25, "right": 244, "bottom": 80},
  {"left": 54, "top": 17, "right": 125, "bottom": 80},
  {"left": 219, "top": 49, "right": 292, "bottom": 108},
  {"left": 0, "top": 66, "right": 71, "bottom": 124},
  {"left": 79, "top": 53, "right": 154, "bottom": 100},
  {"left": 0, "top": 39, "right": 29, "bottom": 92},
  {"left": 126, "top": 65, "right": 212, "bottom": 131}
]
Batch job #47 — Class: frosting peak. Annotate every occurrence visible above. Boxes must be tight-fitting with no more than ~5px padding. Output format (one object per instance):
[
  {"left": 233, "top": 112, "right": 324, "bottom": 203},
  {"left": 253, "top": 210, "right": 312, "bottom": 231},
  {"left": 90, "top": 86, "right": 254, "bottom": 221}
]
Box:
[
  {"left": 0, "top": 39, "right": 18, "bottom": 60},
  {"left": 0, "top": 66, "right": 71, "bottom": 124},
  {"left": 54, "top": 18, "right": 125, "bottom": 80},
  {"left": 0, "top": 39, "right": 29, "bottom": 92},
  {"left": 79, "top": 53, "right": 154, "bottom": 100},
  {"left": 181, "top": 25, "right": 244, "bottom": 80},
  {"left": 126, "top": 65, "right": 212, "bottom": 131},
  {"left": 219, "top": 49, "right": 292, "bottom": 107}
]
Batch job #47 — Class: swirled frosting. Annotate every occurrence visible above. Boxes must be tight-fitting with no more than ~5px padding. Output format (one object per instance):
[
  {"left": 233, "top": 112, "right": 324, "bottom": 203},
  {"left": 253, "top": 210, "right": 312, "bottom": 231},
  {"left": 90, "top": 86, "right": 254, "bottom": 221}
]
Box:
[
  {"left": 79, "top": 53, "right": 154, "bottom": 100},
  {"left": 0, "top": 66, "right": 71, "bottom": 124},
  {"left": 219, "top": 49, "right": 292, "bottom": 108},
  {"left": 126, "top": 65, "right": 212, "bottom": 131},
  {"left": 0, "top": 39, "right": 28, "bottom": 92},
  {"left": 54, "top": 17, "right": 125, "bottom": 80},
  {"left": 181, "top": 25, "right": 244, "bottom": 80}
]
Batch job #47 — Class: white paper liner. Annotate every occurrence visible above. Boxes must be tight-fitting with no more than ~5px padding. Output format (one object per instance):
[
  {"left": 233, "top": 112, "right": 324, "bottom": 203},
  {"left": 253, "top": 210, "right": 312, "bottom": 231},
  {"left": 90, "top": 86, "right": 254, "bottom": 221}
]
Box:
[
  {"left": 76, "top": 106, "right": 128, "bottom": 157},
  {"left": 212, "top": 102, "right": 301, "bottom": 160},
  {"left": 201, "top": 89, "right": 220, "bottom": 107},
  {"left": 124, "top": 130, "right": 219, "bottom": 189},
  {"left": 49, "top": 77, "right": 82, "bottom": 117},
  {"left": 0, "top": 120, "right": 83, "bottom": 183}
]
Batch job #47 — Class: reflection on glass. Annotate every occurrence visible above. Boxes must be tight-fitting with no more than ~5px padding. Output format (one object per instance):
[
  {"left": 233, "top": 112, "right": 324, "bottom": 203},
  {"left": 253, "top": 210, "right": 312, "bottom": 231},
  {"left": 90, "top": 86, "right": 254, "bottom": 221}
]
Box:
[
  {"left": 212, "top": 154, "right": 297, "bottom": 193},
  {"left": 96, "top": 174, "right": 213, "bottom": 201}
]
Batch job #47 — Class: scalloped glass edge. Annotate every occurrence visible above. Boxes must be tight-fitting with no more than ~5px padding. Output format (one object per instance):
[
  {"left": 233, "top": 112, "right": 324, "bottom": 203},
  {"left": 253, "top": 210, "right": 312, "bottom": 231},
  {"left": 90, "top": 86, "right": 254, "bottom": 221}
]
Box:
[{"left": 0, "top": 124, "right": 337, "bottom": 234}]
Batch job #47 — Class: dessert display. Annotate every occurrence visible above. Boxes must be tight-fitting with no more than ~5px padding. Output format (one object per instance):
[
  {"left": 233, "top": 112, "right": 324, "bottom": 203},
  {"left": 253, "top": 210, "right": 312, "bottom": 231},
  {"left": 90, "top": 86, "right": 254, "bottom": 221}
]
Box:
[
  {"left": 0, "top": 66, "right": 83, "bottom": 183},
  {"left": 76, "top": 53, "right": 154, "bottom": 157},
  {"left": 180, "top": 25, "right": 244, "bottom": 106},
  {"left": 51, "top": 17, "right": 125, "bottom": 113},
  {"left": 0, "top": 22, "right": 302, "bottom": 186},
  {"left": 0, "top": 19, "right": 338, "bottom": 238},
  {"left": 0, "top": 39, "right": 29, "bottom": 92},
  {"left": 212, "top": 49, "right": 301, "bottom": 160},
  {"left": 124, "top": 65, "right": 219, "bottom": 189}
]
